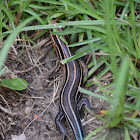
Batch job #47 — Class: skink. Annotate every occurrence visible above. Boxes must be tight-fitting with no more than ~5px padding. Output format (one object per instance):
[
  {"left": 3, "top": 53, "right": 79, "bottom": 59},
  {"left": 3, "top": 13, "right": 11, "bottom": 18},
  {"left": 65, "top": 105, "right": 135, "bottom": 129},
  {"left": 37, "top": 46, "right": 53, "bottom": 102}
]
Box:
[{"left": 50, "top": 21, "right": 92, "bottom": 140}]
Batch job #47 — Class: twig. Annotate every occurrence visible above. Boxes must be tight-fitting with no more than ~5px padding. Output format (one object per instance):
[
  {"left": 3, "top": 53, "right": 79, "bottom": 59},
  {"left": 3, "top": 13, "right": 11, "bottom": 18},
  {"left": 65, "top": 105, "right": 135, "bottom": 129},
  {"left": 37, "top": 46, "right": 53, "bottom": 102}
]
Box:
[
  {"left": 114, "top": 17, "right": 134, "bottom": 28},
  {"left": 0, "top": 94, "right": 11, "bottom": 113},
  {"left": 14, "top": 59, "right": 57, "bottom": 74},
  {"left": 23, "top": 97, "right": 53, "bottom": 133},
  {"left": 0, "top": 104, "right": 17, "bottom": 116}
]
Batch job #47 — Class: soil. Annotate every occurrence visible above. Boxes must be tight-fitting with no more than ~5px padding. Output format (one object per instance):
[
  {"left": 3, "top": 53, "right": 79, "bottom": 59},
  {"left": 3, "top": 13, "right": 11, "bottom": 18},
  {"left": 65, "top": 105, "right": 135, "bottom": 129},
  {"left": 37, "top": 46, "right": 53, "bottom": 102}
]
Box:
[{"left": 0, "top": 33, "right": 111, "bottom": 140}]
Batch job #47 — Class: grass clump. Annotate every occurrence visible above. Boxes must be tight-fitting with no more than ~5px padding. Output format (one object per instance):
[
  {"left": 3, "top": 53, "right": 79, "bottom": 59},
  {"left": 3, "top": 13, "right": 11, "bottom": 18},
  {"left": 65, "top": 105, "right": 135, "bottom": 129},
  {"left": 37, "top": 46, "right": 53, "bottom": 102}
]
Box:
[{"left": 0, "top": 0, "right": 140, "bottom": 139}]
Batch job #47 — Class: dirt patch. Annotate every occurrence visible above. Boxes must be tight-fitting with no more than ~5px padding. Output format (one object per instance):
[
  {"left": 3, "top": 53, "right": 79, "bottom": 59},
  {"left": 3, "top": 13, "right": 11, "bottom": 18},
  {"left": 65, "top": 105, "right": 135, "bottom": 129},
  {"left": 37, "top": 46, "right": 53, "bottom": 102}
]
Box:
[{"left": 0, "top": 34, "right": 110, "bottom": 140}]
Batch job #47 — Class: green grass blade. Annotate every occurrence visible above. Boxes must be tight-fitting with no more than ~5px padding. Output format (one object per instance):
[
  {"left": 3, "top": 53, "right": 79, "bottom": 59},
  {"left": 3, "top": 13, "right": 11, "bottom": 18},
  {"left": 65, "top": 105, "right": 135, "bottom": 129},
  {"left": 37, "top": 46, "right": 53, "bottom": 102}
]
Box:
[
  {"left": 79, "top": 87, "right": 108, "bottom": 102},
  {"left": 68, "top": 37, "right": 101, "bottom": 47},
  {"left": 110, "top": 57, "right": 130, "bottom": 126},
  {"left": 24, "top": 9, "right": 45, "bottom": 25},
  {"left": 0, "top": 67, "right": 6, "bottom": 77},
  {"left": 85, "top": 125, "right": 108, "bottom": 140},
  {"left": 61, "top": 0, "right": 102, "bottom": 19},
  {"left": 124, "top": 127, "right": 130, "bottom": 140},
  {"left": 104, "top": 0, "right": 118, "bottom": 78},
  {"left": 0, "top": 16, "right": 35, "bottom": 71},
  {"left": 113, "top": 57, "right": 130, "bottom": 106}
]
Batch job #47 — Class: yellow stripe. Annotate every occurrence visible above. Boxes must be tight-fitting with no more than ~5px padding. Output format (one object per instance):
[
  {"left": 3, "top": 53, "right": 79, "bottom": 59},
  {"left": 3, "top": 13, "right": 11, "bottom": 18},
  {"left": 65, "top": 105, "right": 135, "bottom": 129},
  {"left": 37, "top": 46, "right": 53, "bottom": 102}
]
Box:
[{"left": 51, "top": 29, "right": 83, "bottom": 138}]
